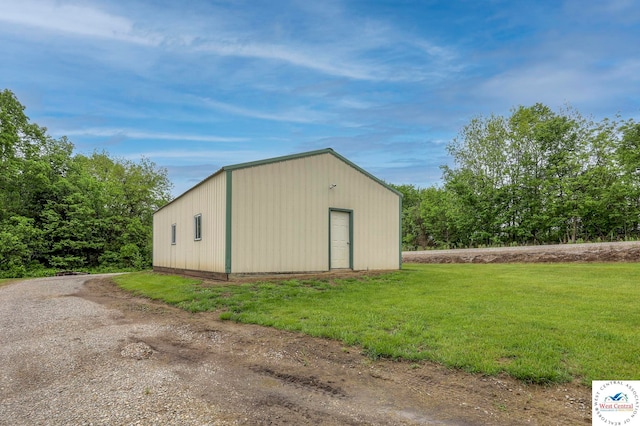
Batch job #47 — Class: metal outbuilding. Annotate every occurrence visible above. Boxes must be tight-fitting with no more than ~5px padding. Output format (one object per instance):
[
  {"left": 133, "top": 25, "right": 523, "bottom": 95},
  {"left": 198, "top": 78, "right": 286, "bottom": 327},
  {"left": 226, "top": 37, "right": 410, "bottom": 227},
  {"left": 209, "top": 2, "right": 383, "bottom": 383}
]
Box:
[{"left": 153, "top": 148, "right": 402, "bottom": 279}]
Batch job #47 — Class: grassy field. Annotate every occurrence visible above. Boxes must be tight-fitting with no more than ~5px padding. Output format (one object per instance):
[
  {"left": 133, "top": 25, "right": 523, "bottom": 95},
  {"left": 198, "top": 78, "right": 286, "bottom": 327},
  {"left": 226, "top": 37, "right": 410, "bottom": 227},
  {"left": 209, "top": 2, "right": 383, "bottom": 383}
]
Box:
[{"left": 114, "top": 263, "right": 640, "bottom": 385}]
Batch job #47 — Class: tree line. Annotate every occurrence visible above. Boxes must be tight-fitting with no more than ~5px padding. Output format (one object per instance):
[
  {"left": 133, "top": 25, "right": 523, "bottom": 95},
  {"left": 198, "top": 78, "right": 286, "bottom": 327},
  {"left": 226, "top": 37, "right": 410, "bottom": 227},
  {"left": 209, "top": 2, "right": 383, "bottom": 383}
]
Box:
[
  {"left": 0, "top": 89, "right": 171, "bottom": 277},
  {"left": 393, "top": 104, "right": 640, "bottom": 250},
  {"left": 3, "top": 89, "right": 639, "bottom": 276}
]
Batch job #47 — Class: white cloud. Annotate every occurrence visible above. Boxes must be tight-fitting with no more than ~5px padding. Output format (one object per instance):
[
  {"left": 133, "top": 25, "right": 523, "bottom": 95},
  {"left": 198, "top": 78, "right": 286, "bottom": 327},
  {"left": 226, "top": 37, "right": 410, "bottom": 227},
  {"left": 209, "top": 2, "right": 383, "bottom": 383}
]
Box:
[
  {"left": 193, "top": 40, "right": 380, "bottom": 81},
  {"left": 0, "top": 0, "right": 457, "bottom": 83},
  {"left": 0, "top": 0, "right": 160, "bottom": 45},
  {"left": 189, "top": 30, "right": 460, "bottom": 83},
  {"left": 334, "top": 98, "right": 378, "bottom": 110},
  {"left": 60, "top": 128, "right": 247, "bottom": 143},
  {"left": 564, "top": 0, "right": 640, "bottom": 24},
  {"left": 473, "top": 61, "right": 635, "bottom": 109},
  {"left": 126, "top": 150, "right": 242, "bottom": 160},
  {"left": 200, "top": 97, "right": 329, "bottom": 124},
  {"left": 126, "top": 149, "right": 285, "bottom": 165}
]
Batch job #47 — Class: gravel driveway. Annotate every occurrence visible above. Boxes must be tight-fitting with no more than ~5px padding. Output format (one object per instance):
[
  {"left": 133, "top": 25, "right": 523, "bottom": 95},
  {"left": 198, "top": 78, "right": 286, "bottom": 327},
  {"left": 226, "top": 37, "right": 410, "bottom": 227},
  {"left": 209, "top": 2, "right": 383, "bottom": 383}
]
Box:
[{"left": 0, "top": 275, "right": 223, "bottom": 425}]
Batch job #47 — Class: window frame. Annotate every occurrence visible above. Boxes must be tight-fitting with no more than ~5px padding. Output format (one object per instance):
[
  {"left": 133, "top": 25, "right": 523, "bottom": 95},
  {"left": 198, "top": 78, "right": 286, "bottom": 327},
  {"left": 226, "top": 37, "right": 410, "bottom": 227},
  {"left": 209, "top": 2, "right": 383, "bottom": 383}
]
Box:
[
  {"left": 171, "top": 223, "right": 176, "bottom": 245},
  {"left": 194, "top": 214, "right": 202, "bottom": 241}
]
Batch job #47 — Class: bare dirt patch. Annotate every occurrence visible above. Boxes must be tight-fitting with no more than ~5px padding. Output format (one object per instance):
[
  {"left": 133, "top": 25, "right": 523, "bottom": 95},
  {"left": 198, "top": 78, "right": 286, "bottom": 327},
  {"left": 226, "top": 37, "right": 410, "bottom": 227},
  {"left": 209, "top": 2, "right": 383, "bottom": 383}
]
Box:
[
  {"left": 403, "top": 241, "right": 640, "bottom": 264},
  {"left": 74, "top": 277, "right": 591, "bottom": 425}
]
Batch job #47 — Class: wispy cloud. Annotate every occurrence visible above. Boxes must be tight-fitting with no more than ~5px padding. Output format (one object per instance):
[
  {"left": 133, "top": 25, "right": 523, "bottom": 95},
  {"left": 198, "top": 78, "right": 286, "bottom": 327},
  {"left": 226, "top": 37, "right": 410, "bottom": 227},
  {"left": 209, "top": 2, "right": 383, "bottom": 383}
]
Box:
[
  {"left": 200, "top": 97, "right": 329, "bottom": 124},
  {"left": 191, "top": 38, "right": 454, "bottom": 82},
  {"left": 564, "top": 0, "right": 640, "bottom": 25},
  {"left": 0, "top": 0, "right": 160, "bottom": 45},
  {"left": 124, "top": 150, "right": 250, "bottom": 162},
  {"left": 473, "top": 54, "right": 640, "bottom": 116},
  {"left": 60, "top": 128, "right": 247, "bottom": 143},
  {"left": 192, "top": 40, "right": 380, "bottom": 81},
  {"left": 0, "top": 0, "right": 458, "bottom": 83},
  {"left": 2, "top": 0, "right": 638, "bottom": 196},
  {"left": 125, "top": 149, "right": 285, "bottom": 164}
]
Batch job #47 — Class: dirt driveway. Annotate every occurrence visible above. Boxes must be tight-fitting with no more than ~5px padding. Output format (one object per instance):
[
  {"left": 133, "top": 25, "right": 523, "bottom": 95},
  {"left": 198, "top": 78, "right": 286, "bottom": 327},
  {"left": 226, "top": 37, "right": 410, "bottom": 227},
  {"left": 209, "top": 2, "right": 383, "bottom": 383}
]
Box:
[{"left": 0, "top": 274, "right": 590, "bottom": 425}]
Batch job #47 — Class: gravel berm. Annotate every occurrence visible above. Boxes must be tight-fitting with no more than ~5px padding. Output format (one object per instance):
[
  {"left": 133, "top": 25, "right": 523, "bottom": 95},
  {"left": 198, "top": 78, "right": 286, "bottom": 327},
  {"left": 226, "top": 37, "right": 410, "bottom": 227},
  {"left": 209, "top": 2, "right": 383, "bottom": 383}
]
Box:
[{"left": 403, "top": 241, "right": 640, "bottom": 263}]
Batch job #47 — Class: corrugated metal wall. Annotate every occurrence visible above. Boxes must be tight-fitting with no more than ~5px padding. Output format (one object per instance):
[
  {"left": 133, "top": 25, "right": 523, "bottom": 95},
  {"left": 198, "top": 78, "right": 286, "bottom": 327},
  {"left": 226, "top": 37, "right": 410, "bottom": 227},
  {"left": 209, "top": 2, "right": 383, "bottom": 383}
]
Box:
[
  {"left": 230, "top": 152, "right": 400, "bottom": 273},
  {"left": 153, "top": 172, "right": 227, "bottom": 273}
]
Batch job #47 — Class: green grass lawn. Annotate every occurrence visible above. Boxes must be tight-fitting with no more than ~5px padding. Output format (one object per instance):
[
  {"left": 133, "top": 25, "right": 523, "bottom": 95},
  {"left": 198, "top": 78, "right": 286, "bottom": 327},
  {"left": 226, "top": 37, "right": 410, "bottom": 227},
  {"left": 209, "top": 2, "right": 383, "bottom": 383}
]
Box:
[{"left": 114, "top": 263, "right": 640, "bottom": 385}]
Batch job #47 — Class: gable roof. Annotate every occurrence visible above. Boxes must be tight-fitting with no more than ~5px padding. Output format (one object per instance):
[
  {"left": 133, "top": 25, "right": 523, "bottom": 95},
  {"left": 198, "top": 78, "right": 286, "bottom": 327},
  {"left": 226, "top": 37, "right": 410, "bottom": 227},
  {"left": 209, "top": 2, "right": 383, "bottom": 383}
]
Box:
[{"left": 156, "top": 148, "right": 401, "bottom": 213}]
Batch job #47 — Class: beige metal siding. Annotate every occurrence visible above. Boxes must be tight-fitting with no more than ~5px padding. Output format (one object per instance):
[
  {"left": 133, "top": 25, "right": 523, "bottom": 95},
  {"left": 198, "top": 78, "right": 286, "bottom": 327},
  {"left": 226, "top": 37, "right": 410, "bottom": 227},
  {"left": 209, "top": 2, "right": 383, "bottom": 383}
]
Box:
[
  {"left": 153, "top": 172, "right": 226, "bottom": 273},
  {"left": 231, "top": 152, "right": 400, "bottom": 273},
  {"left": 324, "top": 155, "right": 400, "bottom": 271}
]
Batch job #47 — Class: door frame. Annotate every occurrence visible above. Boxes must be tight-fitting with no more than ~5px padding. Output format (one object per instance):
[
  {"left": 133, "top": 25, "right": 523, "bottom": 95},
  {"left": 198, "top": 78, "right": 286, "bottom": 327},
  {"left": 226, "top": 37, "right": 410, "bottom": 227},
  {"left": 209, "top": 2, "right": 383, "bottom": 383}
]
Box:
[{"left": 328, "top": 208, "right": 353, "bottom": 270}]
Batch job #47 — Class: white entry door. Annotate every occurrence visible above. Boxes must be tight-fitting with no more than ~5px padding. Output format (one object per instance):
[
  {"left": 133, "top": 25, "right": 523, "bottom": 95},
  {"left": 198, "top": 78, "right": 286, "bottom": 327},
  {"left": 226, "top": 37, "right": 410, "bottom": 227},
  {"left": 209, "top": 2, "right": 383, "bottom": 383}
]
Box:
[{"left": 330, "top": 210, "right": 351, "bottom": 269}]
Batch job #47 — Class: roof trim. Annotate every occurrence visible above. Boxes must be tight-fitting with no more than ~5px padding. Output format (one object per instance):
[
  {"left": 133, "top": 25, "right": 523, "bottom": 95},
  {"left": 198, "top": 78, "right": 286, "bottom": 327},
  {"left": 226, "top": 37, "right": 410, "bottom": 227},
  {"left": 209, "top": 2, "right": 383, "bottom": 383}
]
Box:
[
  {"left": 223, "top": 148, "right": 332, "bottom": 172},
  {"left": 222, "top": 148, "right": 402, "bottom": 197},
  {"left": 155, "top": 148, "right": 402, "bottom": 213}
]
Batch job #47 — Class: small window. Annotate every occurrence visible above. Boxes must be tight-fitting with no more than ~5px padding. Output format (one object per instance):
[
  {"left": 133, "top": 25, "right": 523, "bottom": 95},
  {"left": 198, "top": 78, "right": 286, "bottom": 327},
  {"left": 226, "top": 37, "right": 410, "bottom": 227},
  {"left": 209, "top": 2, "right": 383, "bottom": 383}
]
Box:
[
  {"left": 171, "top": 224, "right": 176, "bottom": 245},
  {"left": 194, "top": 214, "right": 202, "bottom": 241}
]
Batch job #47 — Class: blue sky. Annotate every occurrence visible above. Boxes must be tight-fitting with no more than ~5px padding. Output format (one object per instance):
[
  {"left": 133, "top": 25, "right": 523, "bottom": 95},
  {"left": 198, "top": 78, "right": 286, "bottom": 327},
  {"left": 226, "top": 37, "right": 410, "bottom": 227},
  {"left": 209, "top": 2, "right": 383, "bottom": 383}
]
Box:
[{"left": 1, "top": 0, "right": 639, "bottom": 197}]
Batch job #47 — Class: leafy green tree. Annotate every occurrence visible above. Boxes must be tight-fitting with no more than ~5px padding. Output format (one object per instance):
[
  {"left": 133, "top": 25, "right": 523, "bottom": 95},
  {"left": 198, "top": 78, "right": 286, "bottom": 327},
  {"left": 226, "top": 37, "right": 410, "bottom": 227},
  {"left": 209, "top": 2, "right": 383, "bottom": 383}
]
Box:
[
  {"left": 390, "top": 184, "right": 428, "bottom": 250},
  {"left": 0, "top": 89, "right": 172, "bottom": 276},
  {"left": 419, "top": 186, "right": 461, "bottom": 248},
  {"left": 77, "top": 152, "right": 172, "bottom": 267},
  {"left": 442, "top": 113, "right": 509, "bottom": 246},
  {"left": 1, "top": 89, "right": 48, "bottom": 222},
  {"left": 0, "top": 216, "right": 43, "bottom": 277},
  {"left": 615, "top": 121, "right": 640, "bottom": 239},
  {"left": 432, "top": 103, "right": 638, "bottom": 248}
]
